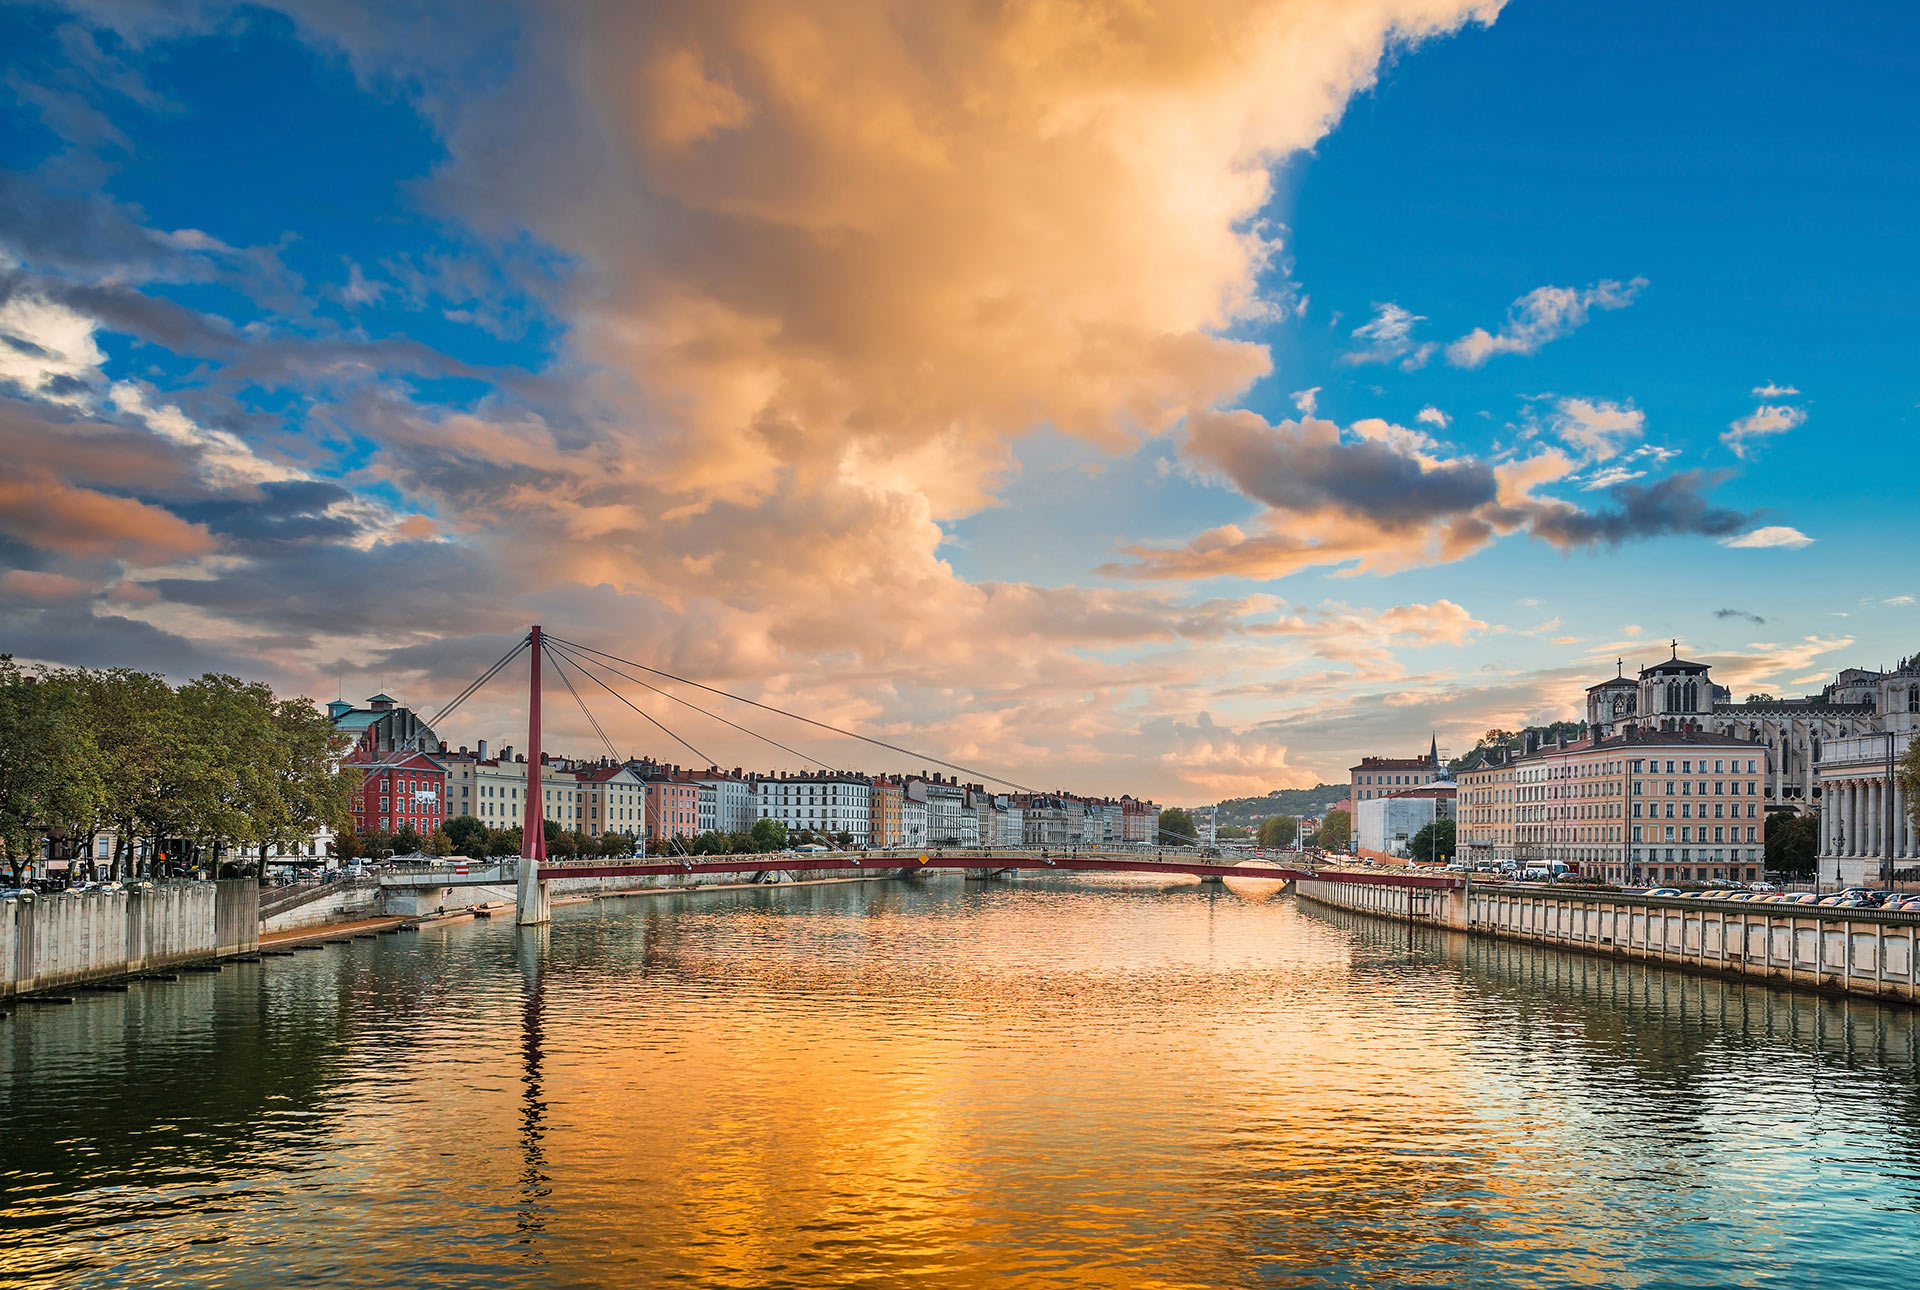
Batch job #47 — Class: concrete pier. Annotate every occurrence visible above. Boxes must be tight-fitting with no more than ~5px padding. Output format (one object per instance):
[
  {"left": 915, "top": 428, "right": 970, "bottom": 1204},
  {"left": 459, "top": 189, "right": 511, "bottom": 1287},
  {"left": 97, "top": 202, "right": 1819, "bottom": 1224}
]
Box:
[
  {"left": 3, "top": 880, "right": 259, "bottom": 999},
  {"left": 1297, "top": 874, "right": 1920, "bottom": 1004}
]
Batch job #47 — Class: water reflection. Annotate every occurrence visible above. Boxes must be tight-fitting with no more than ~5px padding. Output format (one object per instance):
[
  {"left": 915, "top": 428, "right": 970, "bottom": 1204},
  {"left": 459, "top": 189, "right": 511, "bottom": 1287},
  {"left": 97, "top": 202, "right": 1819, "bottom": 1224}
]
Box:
[{"left": 0, "top": 878, "right": 1915, "bottom": 1288}]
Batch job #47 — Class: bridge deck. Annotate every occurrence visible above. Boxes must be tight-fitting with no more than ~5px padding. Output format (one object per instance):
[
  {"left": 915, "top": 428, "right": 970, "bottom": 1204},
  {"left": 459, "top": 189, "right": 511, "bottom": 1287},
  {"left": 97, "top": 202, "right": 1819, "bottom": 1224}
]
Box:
[{"left": 538, "top": 853, "right": 1336, "bottom": 883}]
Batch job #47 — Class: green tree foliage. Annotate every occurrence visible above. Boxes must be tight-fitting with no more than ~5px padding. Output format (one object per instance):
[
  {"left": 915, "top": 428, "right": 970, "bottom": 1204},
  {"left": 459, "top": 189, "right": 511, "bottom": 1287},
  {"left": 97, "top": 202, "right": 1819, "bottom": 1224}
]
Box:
[
  {"left": 0, "top": 659, "right": 104, "bottom": 881},
  {"left": 1256, "top": 814, "right": 1299, "bottom": 848},
  {"left": 444, "top": 815, "right": 489, "bottom": 858},
  {"left": 0, "top": 659, "right": 353, "bottom": 879},
  {"left": 1408, "top": 818, "right": 1457, "bottom": 864},
  {"left": 1902, "top": 738, "right": 1920, "bottom": 841},
  {"left": 1765, "top": 810, "right": 1820, "bottom": 877},
  {"left": 1314, "top": 808, "right": 1352, "bottom": 851},
  {"left": 1217, "top": 825, "right": 1251, "bottom": 839},
  {"left": 749, "top": 817, "right": 788, "bottom": 852},
  {"left": 1158, "top": 806, "right": 1197, "bottom": 845}
]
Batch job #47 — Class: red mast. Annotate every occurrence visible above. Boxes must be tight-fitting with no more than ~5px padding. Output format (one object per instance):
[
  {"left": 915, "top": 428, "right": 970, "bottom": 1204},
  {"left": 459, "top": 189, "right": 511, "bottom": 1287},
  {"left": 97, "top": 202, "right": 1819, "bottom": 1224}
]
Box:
[{"left": 521, "top": 625, "right": 546, "bottom": 869}]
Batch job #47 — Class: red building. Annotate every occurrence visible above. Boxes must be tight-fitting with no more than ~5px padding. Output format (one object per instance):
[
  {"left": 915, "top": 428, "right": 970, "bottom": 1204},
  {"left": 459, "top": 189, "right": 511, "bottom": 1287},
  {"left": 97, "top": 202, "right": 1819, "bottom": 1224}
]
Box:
[{"left": 350, "top": 749, "right": 448, "bottom": 837}]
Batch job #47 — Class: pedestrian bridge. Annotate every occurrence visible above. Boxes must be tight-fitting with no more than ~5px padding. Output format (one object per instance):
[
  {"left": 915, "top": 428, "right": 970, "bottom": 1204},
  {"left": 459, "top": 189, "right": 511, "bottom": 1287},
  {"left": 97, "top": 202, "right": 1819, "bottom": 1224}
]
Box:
[{"left": 367, "top": 851, "right": 1317, "bottom": 922}]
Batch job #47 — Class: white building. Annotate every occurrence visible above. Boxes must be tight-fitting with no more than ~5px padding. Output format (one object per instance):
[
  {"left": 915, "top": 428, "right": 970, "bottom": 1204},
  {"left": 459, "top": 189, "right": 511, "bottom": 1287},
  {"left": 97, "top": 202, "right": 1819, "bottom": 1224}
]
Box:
[
  {"left": 697, "top": 770, "right": 757, "bottom": 834},
  {"left": 902, "top": 796, "right": 928, "bottom": 850},
  {"left": 756, "top": 772, "right": 872, "bottom": 843},
  {"left": 1356, "top": 789, "right": 1454, "bottom": 861}
]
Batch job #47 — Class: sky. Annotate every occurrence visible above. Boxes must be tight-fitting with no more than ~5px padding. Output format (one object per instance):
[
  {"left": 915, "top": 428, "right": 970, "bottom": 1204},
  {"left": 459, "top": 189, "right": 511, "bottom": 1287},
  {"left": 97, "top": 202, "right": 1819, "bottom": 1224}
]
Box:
[{"left": 1, "top": 0, "right": 1916, "bottom": 806}]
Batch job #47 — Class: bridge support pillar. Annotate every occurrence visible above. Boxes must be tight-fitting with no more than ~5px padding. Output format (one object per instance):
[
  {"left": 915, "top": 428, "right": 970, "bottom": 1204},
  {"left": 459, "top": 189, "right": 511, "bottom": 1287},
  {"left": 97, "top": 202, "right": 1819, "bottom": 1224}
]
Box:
[{"left": 515, "top": 862, "right": 550, "bottom": 926}]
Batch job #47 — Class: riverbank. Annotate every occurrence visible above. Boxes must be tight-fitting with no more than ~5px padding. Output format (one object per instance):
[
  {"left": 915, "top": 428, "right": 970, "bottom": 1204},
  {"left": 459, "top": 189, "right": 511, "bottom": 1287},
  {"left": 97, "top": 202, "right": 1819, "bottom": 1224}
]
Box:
[{"left": 1296, "top": 873, "right": 1920, "bottom": 1004}]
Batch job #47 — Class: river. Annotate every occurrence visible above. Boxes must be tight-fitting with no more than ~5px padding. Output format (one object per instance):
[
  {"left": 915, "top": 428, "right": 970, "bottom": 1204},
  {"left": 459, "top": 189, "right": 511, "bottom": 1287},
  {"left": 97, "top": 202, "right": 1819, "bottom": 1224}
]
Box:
[{"left": 4, "top": 875, "right": 1918, "bottom": 1288}]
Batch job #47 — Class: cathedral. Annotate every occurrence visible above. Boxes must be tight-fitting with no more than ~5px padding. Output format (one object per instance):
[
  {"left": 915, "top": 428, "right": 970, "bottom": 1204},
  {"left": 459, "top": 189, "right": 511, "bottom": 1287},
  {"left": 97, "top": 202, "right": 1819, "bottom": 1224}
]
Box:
[{"left": 1584, "top": 644, "right": 1920, "bottom": 813}]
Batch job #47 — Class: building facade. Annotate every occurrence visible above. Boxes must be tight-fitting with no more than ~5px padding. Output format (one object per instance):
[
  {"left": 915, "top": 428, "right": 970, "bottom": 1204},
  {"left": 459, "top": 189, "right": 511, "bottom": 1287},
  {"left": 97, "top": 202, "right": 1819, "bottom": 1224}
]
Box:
[
  {"left": 574, "top": 764, "right": 646, "bottom": 840},
  {"left": 1816, "top": 729, "right": 1920, "bottom": 886},
  {"left": 695, "top": 770, "right": 757, "bottom": 834},
  {"left": 1350, "top": 736, "right": 1444, "bottom": 805},
  {"left": 1355, "top": 787, "right": 1453, "bottom": 862},
  {"left": 756, "top": 772, "right": 872, "bottom": 843},
  {"left": 348, "top": 749, "right": 447, "bottom": 838},
  {"left": 869, "top": 779, "right": 905, "bottom": 847},
  {"left": 1512, "top": 727, "right": 1766, "bottom": 887},
  {"left": 1457, "top": 749, "right": 1516, "bottom": 866}
]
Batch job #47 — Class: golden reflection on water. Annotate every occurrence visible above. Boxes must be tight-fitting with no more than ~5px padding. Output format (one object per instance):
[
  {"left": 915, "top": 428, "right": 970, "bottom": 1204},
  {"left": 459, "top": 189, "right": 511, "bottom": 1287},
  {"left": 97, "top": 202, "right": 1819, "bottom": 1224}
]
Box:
[{"left": 3, "top": 876, "right": 1919, "bottom": 1288}]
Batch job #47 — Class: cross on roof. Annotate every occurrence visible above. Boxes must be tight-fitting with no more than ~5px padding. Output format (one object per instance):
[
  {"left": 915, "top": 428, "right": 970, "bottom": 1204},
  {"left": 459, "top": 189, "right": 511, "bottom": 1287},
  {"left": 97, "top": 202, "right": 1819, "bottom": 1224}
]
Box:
[{"left": 1671, "top": 638, "right": 1680, "bottom": 658}]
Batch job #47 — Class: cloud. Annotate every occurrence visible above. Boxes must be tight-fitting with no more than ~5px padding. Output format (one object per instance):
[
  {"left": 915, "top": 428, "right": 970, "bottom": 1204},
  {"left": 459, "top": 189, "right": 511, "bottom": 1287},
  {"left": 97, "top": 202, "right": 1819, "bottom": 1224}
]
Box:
[
  {"left": 1521, "top": 470, "right": 1751, "bottom": 548},
  {"left": 1886, "top": 594, "right": 1916, "bottom": 607},
  {"left": 1548, "top": 396, "right": 1643, "bottom": 461},
  {"left": 1714, "top": 608, "right": 1766, "bottom": 626},
  {"left": 1341, "top": 302, "right": 1435, "bottom": 368},
  {"left": 1107, "top": 410, "right": 1755, "bottom": 580},
  {"left": 1752, "top": 382, "right": 1799, "bottom": 398},
  {"left": 0, "top": 467, "right": 215, "bottom": 564},
  {"left": 1416, "top": 405, "right": 1449, "bottom": 428},
  {"left": 1722, "top": 525, "right": 1814, "bottom": 550},
  {"left": 0, "top": 0, "right": 1533, "bottom": 801},
  {"left": 1446, "top": 276, "right": 1646, "bottom": 367},
  {"left": 1291, "top": 386, "right": 1321, "bottom": 416},
  {"left": 1722, "top": 401, "right": 1807, "bottom": 459}
]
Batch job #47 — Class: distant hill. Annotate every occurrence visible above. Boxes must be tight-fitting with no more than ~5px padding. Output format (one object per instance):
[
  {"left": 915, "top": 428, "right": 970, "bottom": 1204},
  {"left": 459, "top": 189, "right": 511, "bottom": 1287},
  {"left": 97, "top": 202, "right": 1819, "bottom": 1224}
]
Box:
[{"left": 1205, "top": 784, "right": 1349, "bottom": 828}]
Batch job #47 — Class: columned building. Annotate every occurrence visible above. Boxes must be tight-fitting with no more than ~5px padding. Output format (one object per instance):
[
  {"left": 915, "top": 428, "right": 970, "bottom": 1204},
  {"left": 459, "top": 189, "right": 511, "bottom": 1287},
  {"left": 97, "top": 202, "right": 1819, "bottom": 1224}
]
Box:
[{"left": 1816, "top": 729, "right": 1919, "bottom": 887}]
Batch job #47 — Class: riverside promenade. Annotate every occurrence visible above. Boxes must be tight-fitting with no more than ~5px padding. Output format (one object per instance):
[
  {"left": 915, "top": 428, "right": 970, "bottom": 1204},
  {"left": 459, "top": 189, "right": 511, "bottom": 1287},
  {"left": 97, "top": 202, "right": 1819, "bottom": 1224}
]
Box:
[{"left": 1297, "top": 871, "right": 1920, "bottom": 1004}]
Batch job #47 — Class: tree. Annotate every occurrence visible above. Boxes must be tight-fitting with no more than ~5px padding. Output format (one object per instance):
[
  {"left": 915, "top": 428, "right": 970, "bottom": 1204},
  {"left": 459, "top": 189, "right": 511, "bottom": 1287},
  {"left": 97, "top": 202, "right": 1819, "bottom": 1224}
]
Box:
[
  {"left": 1408, "top": 818, "right": 1457, "bottom": 865},
  {"left": 1256, "top": 814, "right": 1299, "bottom": 848},
  {"left": 445, "top": 814, "right": 488, "bottom": 858},
  {"left": 1745, "top": 693, "right": 1779, "bottom": 703},
  {"left": 0, "top": 659, "right": 106, "bottom": 883},
  {"left": 749, "top": 817, "right": 788, "bottom": 852},
  {"left": 1902, "top": 737, "right": 1920, "bottom": 842},
  {"left": 1217, "top": 825, "right": 1251, "bottom": 840},
  {"left": 1765, "top": 810, "right": 1820, "bottom": 877},
  {"left": 428, "top": 827, "right": 455, "bottom": 857},
  {"left": 1158, "top": 806, "right": 1197, "bottom": 845},
  {"left": 1315, "top": 808, "right": 1352, "bottom": 851}
]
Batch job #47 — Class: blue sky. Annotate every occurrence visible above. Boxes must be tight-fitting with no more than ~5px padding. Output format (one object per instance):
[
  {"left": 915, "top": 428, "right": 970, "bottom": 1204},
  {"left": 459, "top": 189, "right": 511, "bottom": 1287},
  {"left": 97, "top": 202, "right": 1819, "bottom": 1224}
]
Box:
[{"left": 1, "top": 1, "right": 1914, "bottom": 801}]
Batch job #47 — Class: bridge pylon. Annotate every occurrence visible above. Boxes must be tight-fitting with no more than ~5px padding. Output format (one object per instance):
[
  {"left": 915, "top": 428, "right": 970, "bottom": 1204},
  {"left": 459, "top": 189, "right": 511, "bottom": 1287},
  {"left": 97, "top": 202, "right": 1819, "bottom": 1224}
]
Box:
[{"left": 516, "top": 624, "right": 552, "bottom": 927}]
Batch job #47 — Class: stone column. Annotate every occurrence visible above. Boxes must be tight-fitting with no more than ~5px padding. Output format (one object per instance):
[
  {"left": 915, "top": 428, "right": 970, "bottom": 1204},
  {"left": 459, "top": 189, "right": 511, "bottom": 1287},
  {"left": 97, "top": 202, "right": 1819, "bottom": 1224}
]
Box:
[
  {"left": 1847, "top": 780, "right": 1861, "bottom": 857},
  {"left": 1872, "top": 780, "right": 1886, "bottom": 860},
  {"left": 1821, "top": 790, "right": 1833, "bottom": 855}
]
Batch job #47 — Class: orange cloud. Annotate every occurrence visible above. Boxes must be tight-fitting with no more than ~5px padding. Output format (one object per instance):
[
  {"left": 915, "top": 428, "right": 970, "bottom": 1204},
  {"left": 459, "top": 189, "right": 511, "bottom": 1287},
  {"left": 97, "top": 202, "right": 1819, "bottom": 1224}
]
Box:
[{"left": 0, "top": 470, "right": 214, "bottom": 565}]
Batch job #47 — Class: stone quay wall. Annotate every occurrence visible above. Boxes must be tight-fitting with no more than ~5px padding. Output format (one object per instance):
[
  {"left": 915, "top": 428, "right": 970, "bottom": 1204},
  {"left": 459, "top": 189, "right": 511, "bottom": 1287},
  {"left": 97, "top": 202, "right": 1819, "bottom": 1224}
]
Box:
[
  {"left": 1296, "top": 873, "right": 1920, "bottom": 1004},
  {"left": 3, "top": 879, "right": 260, "bottom": 999}
]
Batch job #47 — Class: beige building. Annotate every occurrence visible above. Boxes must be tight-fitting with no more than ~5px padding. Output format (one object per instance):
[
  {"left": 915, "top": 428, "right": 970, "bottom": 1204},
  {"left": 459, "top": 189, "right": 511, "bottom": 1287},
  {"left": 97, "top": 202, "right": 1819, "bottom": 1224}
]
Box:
[
  {"left": 1514, "top": 727, "right": 1766, "bottom": 887},
  {"left": 870, "top": 779, "right": 905, "bottom": 848},
  {"left": 575, "top": 764, "right": 647, "bottom": 839},
  {"left": 442, "top": 745, "right": 582, "bottom": 832},
  {"left": 1457, "top": 749, "right": 1516, "bottom": 866}
]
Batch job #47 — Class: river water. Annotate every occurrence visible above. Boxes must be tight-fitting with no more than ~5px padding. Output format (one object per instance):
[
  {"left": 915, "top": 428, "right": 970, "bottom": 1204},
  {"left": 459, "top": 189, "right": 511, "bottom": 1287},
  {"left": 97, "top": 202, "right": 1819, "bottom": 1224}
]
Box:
[{"left": 4, "top": 875, "right": 1919, "bottom": 1288}]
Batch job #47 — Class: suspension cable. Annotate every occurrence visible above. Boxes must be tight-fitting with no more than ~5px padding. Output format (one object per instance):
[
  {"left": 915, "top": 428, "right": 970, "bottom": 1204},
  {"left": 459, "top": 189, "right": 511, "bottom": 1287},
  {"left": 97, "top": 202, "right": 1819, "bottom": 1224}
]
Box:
[
  {"left": 548, "top": 647, "right": 621, "bottom": 763},
  {"left": 541, "top": 641, "right": 717, "bottom": 768},
  {"left": 546, "top": 633, "right": 1209, "bottom": 848},
  {"left": 548, "top": 639, "right": 833, "bottom": 773},
  {"left": 546, "top": 634, "right": 1044, "bottom": 794}
]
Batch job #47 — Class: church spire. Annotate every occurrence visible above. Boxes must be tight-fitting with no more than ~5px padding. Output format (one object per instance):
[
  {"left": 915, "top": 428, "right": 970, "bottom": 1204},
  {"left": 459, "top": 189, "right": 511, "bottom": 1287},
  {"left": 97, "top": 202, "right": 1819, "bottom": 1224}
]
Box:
[{"left": 1429, "top": 731, "right": 1439, "bottom": 769}]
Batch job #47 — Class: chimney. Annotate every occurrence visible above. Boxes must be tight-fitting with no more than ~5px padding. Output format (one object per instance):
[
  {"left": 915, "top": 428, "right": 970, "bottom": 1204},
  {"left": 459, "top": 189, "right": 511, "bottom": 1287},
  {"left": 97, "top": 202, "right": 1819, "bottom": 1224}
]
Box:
[{"left": 477, "top": 739, "right": 489, "bottom": 760}]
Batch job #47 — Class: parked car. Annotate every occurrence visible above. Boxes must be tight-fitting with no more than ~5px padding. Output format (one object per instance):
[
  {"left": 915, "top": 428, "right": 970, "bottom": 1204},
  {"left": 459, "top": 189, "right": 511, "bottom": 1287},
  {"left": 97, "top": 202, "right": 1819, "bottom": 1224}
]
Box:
[
  {"left": 1646, "top": 888, "right": 1682, "bottom": 897},
  {"left": 1749, "top": 881, "right": 1778, "bottom": 893}
]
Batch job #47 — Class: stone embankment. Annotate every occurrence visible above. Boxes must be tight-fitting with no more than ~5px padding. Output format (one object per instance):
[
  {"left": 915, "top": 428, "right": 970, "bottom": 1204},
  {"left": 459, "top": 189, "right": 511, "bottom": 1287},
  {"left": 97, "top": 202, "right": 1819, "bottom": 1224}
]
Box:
[
  {"left": 3, "top": 880, "right": 259, "bottom": 1000},
  {"left": 1296, "top": 873, "right": 1920, "bottom": 1003}
]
